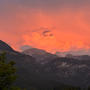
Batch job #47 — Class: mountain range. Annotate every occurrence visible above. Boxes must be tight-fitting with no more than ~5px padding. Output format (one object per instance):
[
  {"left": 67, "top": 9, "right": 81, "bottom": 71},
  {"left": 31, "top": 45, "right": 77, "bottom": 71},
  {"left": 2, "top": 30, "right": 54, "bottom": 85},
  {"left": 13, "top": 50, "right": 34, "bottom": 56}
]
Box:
[
  {"left": 0, "top": 40, "right": 90, "bottom": 89},
  {"left": 23, "top": 48, "right": 57, "bottom": 64},
  {"left": 56, "top": 49, "right": 90, "bottom": 57}
]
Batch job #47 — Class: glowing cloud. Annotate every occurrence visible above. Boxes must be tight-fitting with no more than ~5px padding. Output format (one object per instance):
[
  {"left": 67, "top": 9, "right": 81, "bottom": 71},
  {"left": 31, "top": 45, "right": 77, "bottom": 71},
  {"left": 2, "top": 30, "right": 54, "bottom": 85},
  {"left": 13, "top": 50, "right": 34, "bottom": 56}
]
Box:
[{"left": 0, "top": 0, "right": 90, "bottom": 53}]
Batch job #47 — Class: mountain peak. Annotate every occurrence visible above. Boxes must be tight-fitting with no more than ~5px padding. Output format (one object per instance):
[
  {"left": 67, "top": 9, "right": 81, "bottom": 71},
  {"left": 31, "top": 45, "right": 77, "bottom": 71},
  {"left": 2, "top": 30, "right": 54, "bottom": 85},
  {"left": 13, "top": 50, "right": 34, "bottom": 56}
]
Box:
[
  {"left": 0, "top": 40, "right": 13, "bottom": 51},
  {"left": 23, "top": 47, "right": 57, "bottom": 63},
  {"left": 23, "top": 48, "right": 49, "bottom": 55}
]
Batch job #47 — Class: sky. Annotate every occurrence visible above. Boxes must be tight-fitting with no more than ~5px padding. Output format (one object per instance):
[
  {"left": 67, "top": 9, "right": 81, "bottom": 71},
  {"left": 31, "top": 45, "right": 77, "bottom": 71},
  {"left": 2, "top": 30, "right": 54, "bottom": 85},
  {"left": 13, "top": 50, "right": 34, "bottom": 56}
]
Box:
[{"left": 0, "top": 0, "right": 90, "bottom": 53}]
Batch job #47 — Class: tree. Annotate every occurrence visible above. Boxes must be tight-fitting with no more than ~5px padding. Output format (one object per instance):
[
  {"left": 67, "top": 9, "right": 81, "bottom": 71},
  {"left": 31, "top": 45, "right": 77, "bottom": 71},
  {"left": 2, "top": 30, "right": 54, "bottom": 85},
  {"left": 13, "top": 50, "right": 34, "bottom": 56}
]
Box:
[{"left": 0, "top": 52, "right": 22, "bottom": 90}]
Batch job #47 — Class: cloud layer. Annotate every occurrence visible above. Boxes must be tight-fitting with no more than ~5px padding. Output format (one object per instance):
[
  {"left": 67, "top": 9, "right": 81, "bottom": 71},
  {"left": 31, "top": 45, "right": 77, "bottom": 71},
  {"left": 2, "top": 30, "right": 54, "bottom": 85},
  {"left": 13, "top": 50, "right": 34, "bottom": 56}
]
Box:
[{"left": 0, "top": 0, "right": 90, "bottom": 53}]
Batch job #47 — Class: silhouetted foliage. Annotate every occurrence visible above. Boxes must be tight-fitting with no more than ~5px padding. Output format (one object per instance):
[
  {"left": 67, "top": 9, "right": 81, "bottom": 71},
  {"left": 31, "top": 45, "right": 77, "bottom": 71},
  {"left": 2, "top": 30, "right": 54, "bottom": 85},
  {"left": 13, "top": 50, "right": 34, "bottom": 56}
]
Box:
[{"left": 0, "top": 52, "right": 24, "bottom": 90}]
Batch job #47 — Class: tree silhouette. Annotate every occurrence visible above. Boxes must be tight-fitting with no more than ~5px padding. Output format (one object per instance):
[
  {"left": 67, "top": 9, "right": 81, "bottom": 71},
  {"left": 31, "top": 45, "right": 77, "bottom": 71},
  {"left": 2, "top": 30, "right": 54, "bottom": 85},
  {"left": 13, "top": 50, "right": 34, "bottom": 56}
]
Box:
[{"left": 0, "top": 52, "right": 23, "bottom": 90}]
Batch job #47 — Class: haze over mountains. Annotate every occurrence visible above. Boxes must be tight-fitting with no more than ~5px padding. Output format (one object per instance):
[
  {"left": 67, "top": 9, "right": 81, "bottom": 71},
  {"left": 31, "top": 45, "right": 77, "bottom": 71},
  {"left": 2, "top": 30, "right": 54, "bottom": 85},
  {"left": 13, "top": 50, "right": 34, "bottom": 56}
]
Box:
[
  {"left": 23, "top": 48, "right": 57, "bottom": 64},
  {"left": 56, "top": 49, "right": 90, "bottom": 57},
  {"left": 1, "top": 40, "right": 90, "bottom": 89}
]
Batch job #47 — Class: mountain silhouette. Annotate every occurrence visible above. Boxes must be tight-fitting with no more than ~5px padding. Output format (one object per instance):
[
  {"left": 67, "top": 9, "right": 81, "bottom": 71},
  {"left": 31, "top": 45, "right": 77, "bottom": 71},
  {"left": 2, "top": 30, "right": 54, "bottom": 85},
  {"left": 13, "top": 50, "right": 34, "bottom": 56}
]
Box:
[
  {"left": 0, "top": 40, "right": 14, "bottom": 51},
  {"left": 0, "top": 40, "right": 65, "bottom": 89},
  {"left": 0, "top": 40, "right": 41, "bottom": 88},
  {"left": 1, "top": 40, "right": 90, "bottom": 89}
]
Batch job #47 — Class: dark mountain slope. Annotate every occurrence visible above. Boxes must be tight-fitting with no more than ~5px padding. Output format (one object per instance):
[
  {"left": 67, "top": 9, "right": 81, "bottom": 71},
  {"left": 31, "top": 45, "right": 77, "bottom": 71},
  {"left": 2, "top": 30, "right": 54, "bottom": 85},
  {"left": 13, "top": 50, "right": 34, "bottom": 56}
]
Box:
[
  {"left": 0, "top": 40, "right": 14, "bottom": 51},
  {"left": 22, "top": 47, "right": 90, "bottom": 88},
  {"left": 1, "top": 40, "right": 90, "bottom": 89},
  {"left": 0, "top": 40, "right": 65, "bottom": 89},
  {"left": 0, "top": 40, "right": 41, "bottom": 88},
  {"left": 42, "top": 57, "right": 90, "bottom": 87}
]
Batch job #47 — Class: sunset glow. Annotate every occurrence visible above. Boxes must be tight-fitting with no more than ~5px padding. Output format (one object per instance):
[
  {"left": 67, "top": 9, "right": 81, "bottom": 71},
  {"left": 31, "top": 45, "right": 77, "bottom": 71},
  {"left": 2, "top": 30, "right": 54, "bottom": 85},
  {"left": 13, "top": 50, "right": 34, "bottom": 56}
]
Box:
[{"left": 0, "top": 0, "right": 90, "bottom": 53}]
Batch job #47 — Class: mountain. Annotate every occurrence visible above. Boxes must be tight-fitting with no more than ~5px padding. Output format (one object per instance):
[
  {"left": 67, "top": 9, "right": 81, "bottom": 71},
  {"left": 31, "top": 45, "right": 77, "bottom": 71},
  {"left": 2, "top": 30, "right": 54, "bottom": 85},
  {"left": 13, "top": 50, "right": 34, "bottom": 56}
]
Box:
[
  {"left": 22, "top": 47, "right": 90, "bottom": 88},
  {"left": 43, "top": 57, "right": 90, "bottom": 87},
  {"left": 1, "top": 40, "right": 90, "bottom": 89},
  {"left": 23, "top": 48, "right": 58, "bottom": 64},
  {"left": 56, "top": 49, "right": 90, "bottom": 57},
  {"left": 0, "top": 40, "right": 14, "bottom": 52},
  {"left": 0, "top": 40, "right": 66, "bottom": 89},
  {"left": 56, "top": 51, "right": 90, "bottom": 61},
  {"left": 0, "top": 40, "right": 41, "bottom": 88}
]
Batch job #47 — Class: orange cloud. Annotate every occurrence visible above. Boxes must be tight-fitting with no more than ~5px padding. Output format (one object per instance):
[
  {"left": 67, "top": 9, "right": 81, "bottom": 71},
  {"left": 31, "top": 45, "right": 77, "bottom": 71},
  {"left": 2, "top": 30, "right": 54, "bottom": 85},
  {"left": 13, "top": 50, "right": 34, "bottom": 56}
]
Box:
[{"left": 0, "top": 7, "right": 90, "bottom": 53}]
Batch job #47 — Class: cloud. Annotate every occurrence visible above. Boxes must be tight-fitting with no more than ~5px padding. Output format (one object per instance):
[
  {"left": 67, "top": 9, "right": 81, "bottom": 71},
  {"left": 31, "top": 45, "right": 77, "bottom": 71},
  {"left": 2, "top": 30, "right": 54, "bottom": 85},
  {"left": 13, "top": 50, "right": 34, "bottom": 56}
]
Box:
[
  {"left": 42, "top": 30, "right": 53, "bottom": 37},
  {"left": 0, "top": 0, "right": 90, "bottom": 53},
  {"left": 20, "top": 45, "right": 32, "bottom": 51}
]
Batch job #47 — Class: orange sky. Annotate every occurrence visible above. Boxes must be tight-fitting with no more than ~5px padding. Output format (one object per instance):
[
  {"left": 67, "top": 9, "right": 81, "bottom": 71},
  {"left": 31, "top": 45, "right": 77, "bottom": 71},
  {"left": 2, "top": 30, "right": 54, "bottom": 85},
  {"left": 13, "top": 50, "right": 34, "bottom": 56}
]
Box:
[{"left": 0, "top": 1, "right": 90, "bottom": 53}]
